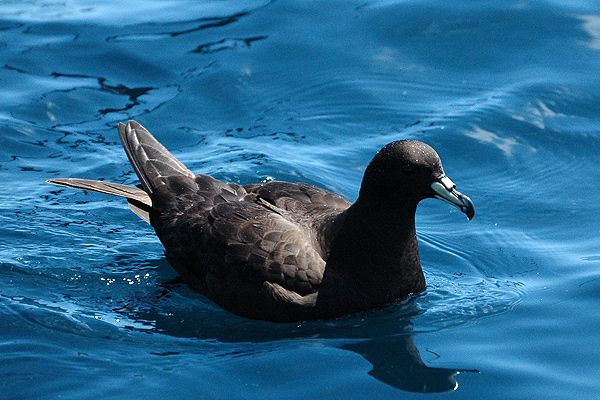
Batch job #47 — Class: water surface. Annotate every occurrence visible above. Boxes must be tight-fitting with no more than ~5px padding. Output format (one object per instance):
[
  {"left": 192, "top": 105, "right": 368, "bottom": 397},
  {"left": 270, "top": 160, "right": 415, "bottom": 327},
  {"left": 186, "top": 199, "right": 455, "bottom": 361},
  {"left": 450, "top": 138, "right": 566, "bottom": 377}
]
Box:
[{"left": 1, "top": 1, "right": 600, "bottom": 399}]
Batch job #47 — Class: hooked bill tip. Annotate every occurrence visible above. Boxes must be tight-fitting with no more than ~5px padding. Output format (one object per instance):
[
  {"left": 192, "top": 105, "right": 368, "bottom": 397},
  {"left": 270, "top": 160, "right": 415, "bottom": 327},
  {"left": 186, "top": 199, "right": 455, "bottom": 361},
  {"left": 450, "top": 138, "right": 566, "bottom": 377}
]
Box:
[{"left": 459, "top": 194, "right": 475, "bottom": 221}]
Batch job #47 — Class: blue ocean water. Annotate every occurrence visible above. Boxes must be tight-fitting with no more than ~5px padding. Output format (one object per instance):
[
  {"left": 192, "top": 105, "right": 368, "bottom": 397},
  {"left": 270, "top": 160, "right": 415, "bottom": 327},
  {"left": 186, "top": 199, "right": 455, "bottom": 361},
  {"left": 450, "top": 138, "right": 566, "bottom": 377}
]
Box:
[{"left": 1, "top": 0, "right": 600, "bottom": 398}]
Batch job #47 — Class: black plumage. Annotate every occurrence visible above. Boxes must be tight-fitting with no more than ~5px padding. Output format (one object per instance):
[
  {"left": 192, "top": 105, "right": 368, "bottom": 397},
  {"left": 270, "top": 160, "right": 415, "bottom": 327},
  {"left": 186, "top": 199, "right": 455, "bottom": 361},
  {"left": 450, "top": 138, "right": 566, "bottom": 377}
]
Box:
[{"left": 48, "top": 121, "right": 474, "bottom": 322}]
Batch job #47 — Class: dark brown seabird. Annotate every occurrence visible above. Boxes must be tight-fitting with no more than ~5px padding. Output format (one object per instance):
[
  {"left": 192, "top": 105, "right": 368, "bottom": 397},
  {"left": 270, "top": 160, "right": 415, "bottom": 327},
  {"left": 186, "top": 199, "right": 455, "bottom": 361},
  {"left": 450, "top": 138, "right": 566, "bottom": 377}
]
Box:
[{"left": 48, "top": 121, "right": 474, "bottom": 322}]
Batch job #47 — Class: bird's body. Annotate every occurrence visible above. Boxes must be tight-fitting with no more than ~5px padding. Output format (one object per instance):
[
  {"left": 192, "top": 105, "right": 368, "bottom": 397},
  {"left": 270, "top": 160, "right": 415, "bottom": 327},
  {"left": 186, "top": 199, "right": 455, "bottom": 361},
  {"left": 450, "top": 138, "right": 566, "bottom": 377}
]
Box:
[{"left": 49, "top": 121, "right": 474, "bottom": 322}]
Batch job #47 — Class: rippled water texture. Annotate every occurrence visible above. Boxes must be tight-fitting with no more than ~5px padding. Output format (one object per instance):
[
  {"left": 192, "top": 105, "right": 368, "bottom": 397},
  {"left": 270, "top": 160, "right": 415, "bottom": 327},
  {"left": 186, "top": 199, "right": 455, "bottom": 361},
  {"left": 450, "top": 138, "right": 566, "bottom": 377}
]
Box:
[{"left": 1, "top": 1, "right": 600, "bottom": 399}]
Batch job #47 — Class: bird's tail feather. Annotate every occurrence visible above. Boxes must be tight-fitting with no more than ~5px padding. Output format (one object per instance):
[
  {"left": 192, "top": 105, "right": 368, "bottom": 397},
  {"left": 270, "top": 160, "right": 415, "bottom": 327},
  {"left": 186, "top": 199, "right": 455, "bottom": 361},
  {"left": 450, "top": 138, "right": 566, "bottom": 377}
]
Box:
[
  {"left": 117, "top": 120, "right": 194, "bottom": 195},
  {"left": 47, "top": 178, "right": 152, "bottom": 224},
  {"left": 47, "top": 120, "right": 193, "bottom": 224}
]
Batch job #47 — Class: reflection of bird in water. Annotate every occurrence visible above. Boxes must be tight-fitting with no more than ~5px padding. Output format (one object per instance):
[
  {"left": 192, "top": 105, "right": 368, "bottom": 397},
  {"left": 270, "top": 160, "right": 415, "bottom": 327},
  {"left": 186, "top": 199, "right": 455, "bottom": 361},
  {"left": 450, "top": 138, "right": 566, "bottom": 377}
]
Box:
[
  {"left": 49, "top": 120, "right": 474, "bottom": 322},
  {"left": 119, "top": 281, "right": 474, "bottom": 394},
  {"left": 342, "top": 335, "right": 468, "bottom": 393}
]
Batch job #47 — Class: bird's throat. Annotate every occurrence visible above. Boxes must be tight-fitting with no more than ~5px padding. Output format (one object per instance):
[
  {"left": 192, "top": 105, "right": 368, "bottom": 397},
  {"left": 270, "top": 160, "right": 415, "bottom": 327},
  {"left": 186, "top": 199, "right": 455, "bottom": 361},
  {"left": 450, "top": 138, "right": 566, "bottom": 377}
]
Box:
[{"left": 319, "top": 200, "right": 425, "bottom": 312}]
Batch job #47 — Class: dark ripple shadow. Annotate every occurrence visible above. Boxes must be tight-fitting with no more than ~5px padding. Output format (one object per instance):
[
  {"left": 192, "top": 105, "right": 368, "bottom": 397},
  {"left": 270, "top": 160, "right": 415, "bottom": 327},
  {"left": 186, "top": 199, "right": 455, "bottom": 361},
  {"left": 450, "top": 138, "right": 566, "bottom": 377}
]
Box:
[
  {"left": 49, "top": 72, "right": 153, "bottom": 115},
  {"left": 3, "top": 65, "right": 181, "bottom": 130},
  {"left": 106, "top": 11, "right": 252, "bottom": 42},
  {"left": 191, "top": 35, "right": 267, "bottom": 54}
]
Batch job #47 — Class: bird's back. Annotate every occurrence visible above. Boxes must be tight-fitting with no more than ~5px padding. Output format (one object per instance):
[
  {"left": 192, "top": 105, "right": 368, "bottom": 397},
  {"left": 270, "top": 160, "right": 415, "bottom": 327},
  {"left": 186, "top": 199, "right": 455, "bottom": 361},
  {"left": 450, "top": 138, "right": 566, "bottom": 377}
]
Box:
[{"left": 149, "top": 173, "right": 351, "bottom": 318}]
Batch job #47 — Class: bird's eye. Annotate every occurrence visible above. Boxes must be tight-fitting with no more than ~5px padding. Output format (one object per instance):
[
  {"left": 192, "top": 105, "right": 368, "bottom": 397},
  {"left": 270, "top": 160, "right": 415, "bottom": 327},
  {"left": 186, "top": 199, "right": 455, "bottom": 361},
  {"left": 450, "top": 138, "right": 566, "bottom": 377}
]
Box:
[{"left": 402, "top": 165, "right": 415, "bottom": 175}]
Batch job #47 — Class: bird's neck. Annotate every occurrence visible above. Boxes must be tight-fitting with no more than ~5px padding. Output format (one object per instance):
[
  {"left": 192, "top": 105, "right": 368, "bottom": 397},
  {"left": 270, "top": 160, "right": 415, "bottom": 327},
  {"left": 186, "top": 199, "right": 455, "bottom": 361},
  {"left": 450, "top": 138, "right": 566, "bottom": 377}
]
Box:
[{"left": 318, "top": 198, "right": 425, "bottom": 313}]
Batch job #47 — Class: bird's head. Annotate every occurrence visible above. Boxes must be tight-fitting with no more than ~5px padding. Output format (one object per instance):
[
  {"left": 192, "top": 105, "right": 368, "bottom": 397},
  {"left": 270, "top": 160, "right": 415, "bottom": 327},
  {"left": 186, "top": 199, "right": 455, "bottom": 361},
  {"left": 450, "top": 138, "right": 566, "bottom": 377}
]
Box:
[{"left": 359, "top": 140, "right": 475, "bottom": 220}]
